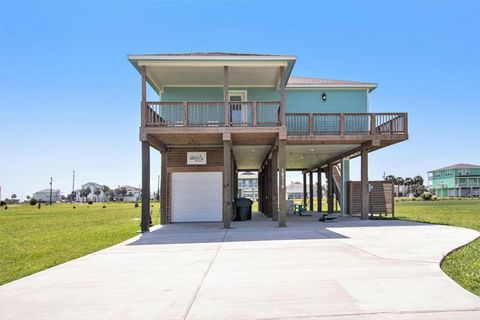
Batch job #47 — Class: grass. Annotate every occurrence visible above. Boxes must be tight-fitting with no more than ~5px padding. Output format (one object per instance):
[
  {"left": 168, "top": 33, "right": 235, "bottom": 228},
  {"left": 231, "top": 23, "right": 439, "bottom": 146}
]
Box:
[
  {"left": 0, "top": 202, "right": 159, "bottom": 286},
  {"left": 395, "top": 199, "right": 480, "bottom": 296}
]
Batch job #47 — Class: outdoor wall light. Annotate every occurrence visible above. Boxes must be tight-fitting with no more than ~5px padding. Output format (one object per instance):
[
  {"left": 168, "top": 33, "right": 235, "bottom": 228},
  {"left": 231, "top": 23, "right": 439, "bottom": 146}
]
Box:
[{"left": 322, "top": 92, "right": 327, "bottom": 102}]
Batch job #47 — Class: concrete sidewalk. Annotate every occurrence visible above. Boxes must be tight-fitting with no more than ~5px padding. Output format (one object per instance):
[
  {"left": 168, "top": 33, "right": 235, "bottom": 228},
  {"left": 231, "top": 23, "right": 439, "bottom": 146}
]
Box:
[{"left": 1, "top": 214, "right": 479, "bottom": 319}]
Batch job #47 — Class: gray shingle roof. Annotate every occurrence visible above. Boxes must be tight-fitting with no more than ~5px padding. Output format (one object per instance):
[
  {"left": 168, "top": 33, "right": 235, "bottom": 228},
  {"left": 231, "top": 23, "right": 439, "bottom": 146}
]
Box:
[
  {"left": 287, "top": 76, "right": 377, "bottom": 87},
  {"left": 430, "top": 163, "right": 480, "bottom": 172}
]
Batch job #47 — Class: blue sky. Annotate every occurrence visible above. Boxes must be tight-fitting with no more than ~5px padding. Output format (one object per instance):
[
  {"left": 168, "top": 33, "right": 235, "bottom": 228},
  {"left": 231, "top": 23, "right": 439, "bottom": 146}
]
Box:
[{"left": 0, "top": 0, "right": 479, "bottom": 200}]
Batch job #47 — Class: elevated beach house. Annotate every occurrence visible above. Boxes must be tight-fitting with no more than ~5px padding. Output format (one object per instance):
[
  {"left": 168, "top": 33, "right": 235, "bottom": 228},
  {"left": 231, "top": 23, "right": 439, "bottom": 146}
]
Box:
[
  {"left": 128, "top": 52, "right": 408, "bottom": 231},
  {"left": 428, "top": 163, "right": 480, "bottom": 197}
]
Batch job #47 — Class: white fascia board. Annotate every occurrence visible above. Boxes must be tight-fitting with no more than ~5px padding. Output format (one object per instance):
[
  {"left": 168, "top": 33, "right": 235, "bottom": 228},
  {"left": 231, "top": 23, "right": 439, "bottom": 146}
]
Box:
[
  {"left": 128, "top": 55, "right": 296, "bottom": 61},
  {"left": 286, "top": 84, "right": 377, "bottom": 92},
  {"left": 135, "top": 60, "right": 289, "bottom": 68}
]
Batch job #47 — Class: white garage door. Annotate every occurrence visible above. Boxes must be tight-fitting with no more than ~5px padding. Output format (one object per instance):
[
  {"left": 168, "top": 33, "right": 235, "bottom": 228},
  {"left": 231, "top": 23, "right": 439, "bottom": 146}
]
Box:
[{"left": 171, "top": 172, "right": 223, "bottom": 222}]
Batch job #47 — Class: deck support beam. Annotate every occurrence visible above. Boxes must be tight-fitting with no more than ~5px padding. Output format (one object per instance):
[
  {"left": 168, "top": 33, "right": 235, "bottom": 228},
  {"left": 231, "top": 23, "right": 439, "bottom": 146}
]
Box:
[
  {"left": 303, "top": 172, "right": 307, "bottom": 206},
  {"left": 309, "top": 171, "right": 314, "bottom": 211},
  {"left": 141, "top": 141, "right": 150, "bottom": 232},
  {"left": 223, "top": 66, "right": 229, "bottom": 126},
  {"left": 361, "top": 149, "right": 369, "bottom": 220},
  {"left": 160, "top": 150, "right": 167, "bottom": 224},
  {"left": 317, "top": 170, "right": 322, "bottom": 212},
  {"left": 271, "top": 150, "right": 279, "bottom": 221},
  {"left": 266, "top": 157, "right": 273, "bottom": 218},
  {"left": 278, "top": 138, "right": 287, "bottom": 227},
  {"left": 223, "top": 134, "right": 232, "bottom": 228},
  {"left": 341, "top": 158, "right": 350, "bottom": 216},
  {"left": 279, "top": 66, "right": 285, "bottom": 126},
  {"left": 327, "top": 163, "right": 334, "bottom": 213}
]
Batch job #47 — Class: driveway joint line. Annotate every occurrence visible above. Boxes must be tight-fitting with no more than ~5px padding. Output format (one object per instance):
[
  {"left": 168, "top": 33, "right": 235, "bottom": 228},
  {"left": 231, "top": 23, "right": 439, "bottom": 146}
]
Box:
[{"left": 182, "top": 228, "right": 228, "bottom": 320}]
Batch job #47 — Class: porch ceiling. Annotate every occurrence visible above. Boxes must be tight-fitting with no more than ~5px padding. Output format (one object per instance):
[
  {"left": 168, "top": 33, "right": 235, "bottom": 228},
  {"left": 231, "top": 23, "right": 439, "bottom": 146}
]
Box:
[
  {"left": 286, "top": 144, "right": 359, "bottom": 170},
  {"left": 146, "top": 65, "right": 284, "bottom": 92},
  {"left": 234, "top": 145, "right": 270, "bottom": 170}
]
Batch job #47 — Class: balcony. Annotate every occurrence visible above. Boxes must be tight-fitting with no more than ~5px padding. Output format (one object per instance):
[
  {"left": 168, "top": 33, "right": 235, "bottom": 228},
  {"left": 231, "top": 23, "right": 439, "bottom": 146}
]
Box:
[
  {"left": 144, "top": 101, "right": 408, "bottom": 137},
  {"left": 144, "top": 101, "right": 280, "bottom": 127},
  {"left": 286, "top": 113, "right": 407, "bottom": 135}
]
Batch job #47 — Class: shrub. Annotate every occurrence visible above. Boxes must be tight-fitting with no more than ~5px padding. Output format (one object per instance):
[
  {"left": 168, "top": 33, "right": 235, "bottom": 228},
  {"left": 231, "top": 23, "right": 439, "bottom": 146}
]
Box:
[
  {"left": 421, "top": 192, "right": 433, "bottom": 201},
  {"left": 87, "top": 200, "right": 93, "bottom": 205},
  {"left": 73, "top": 206, "right": 76, "bottom": 209},
  {"left": 134, "top": 202, "right": 139, "bottom": 208},
  {"left": 37, "top": 203, "right": 41, "bottom": 209},
  {"left": 102, "top": 205, "right": 106, "bottom": 209},
  {"left": 4, "top": 205, "right": 8, "bottom": 210},
  {"left": 30, "top": 198, "right": 38, "bottom": 206},
  {"left": 0, "top": 200, "right": 5, "bottom": 207}
]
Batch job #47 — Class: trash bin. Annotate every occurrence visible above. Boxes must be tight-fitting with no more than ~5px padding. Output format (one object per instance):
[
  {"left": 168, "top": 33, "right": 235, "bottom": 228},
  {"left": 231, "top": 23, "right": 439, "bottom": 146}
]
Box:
[{"left": 235, "top": 198, "right": 253, "bottom": 221}]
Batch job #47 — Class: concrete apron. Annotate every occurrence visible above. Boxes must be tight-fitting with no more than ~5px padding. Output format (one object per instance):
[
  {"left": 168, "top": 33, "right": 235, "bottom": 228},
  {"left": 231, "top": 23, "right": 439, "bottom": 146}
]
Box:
[{"left": 1, "top": 213, "right": 479, "bottom": 320}]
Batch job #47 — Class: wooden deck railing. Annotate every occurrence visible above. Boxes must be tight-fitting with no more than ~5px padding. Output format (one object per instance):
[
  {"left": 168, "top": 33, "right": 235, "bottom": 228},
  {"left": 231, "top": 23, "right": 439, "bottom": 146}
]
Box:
[
  {"left": 145, "top": 101, "right": 281, "bottom": 127},
  {"left": 144, "top": 102, "right": 408, "bottom": 136},
  {"left": 286, "top": 112, "right": 408, "bottom": 135}
]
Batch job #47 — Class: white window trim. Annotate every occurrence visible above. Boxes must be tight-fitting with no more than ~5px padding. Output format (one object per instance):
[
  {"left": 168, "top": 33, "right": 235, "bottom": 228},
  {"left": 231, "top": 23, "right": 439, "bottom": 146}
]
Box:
[{"left": 228, "top": 90, "right": 248, "bottom": 101}]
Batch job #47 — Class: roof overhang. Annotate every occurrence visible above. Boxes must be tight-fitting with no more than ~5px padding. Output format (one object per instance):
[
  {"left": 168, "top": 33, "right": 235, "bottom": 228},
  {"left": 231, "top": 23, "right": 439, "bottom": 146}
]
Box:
[
  {"left": 287, "top": 83, "right": 378, "bottom": 92},
  {"left": 128, "top": 54, "right": 296, "bottom": 94}
]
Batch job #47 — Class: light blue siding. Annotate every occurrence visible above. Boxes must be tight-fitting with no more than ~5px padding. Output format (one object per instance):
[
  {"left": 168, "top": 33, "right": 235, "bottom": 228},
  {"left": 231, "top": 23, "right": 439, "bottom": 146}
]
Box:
[
  {"left": 162, "top": 87, "right": 368, "bottom": 113},
  {"left": 159, "top": 87, "right": 369, "bottom": 126},
  {"left": 285, "top": 89, "right": 368, "bottom": 113},
  {"left": 161, "top": 87, "right": 279, "bottom": 102}
]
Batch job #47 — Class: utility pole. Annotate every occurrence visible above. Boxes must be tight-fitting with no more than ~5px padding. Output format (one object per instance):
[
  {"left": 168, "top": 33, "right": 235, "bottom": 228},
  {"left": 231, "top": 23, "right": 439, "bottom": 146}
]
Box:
[
  {"left": 72, "top": 170, "right": 75, "bottom": 203},
  {"left": 49, "top": 177, "right": 53, "bottom": 205}
]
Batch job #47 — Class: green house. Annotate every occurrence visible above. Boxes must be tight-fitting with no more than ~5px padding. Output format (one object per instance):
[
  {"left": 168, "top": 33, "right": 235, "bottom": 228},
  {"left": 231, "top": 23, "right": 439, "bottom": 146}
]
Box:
[{"left": 428, "top": 164, "right": 480, "bottom": 197}]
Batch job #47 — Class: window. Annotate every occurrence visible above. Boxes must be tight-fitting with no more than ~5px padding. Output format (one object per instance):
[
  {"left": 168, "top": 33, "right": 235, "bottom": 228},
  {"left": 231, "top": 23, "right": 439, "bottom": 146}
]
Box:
[
  {"left": 445, "top": 170, "right": 453, "bottom": 177},
  {"left": 459, "top": 169, "right": 470, "bottom": 176},
  {"left": 434, "top": 172, "right": 441, "bottom": 178}
]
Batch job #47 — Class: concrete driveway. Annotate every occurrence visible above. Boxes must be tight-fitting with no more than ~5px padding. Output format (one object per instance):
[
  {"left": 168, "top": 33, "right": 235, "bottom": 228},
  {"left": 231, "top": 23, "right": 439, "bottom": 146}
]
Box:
[{"left": 1, "top": 214, "right": 479, "bottom": 320}]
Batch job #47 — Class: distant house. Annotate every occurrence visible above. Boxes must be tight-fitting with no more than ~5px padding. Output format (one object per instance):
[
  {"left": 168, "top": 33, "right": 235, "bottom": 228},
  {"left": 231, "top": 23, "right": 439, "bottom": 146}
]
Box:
[
  {"left": 286, "top": 182, "right": 318, "bottom": 200},
  {"left": 74, "top": 182, "right": 107, "bottom": 202},
  {"left": 237, "top": 172, "right": 258, "bottom": 200},
  {"left": 117, "top": 185, "right": 141, "bottom": 202},
  {"left": 33, "top": 189, "right": 61, "bottom": 203},
  {"left": 428, "top": 163, "right": 480, "bottom": 197}
]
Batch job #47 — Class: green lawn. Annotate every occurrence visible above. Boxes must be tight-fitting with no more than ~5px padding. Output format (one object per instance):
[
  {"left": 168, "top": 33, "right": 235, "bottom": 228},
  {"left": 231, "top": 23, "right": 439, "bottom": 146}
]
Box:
[
  {"left": 0, "top": 202, "right": 159, "bottom": 285},
  {"left": 395, "top": 199, "right": 480, "bottom": 296}
]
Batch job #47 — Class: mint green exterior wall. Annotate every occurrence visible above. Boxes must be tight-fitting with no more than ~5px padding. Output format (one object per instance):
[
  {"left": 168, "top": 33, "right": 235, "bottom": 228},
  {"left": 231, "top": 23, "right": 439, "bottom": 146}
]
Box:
[
  {"left": 285, "top": 89, "right": 368, "bottom": 113},
  {"left": 161, "top": 87, "right": 368, "bottom": 113},
  {"left": 161, "top": 87, "right": 280, "bottom": 102}
]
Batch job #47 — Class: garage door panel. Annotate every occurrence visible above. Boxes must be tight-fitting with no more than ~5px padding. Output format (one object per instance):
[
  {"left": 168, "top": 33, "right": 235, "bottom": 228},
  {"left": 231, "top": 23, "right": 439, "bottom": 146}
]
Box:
[{"left": 172, "top": 172, "right": 223, "bottom": 222}]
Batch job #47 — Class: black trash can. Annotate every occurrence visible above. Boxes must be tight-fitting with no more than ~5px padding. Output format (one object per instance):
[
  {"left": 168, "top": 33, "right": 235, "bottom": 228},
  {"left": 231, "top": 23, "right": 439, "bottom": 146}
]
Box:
[{"left": 235, "top": 198, "right": 253, "bottom": 221}]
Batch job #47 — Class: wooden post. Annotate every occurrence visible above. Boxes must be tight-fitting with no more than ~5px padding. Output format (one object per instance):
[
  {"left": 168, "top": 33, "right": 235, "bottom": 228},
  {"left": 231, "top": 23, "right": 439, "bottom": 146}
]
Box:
[
  {"left": 141, "top": 141, "right": 150, "bottom": 232},
  {"left": 266, "top": 157, "right": 273, "bottom": 218},
  {"left": 361, "top": 149, "right": 369, "bottom": 220},
  {"left": 160, "top": 150, "right": 167, "bottom": 224},
  {"left": 224, "top": 66, "right": 229, "bottom": 126},
  {"left": 278, "top": 139, "right": 287, "bottom": 227},
  {"left": 340, "top": 113, "right": 345, "bottom": 135},
  {"left": 327, "top": 163, "right": 334, "bottom": 213},
  {"left": 370, "top": 113, "right": 376, "bottom": 134},
  {"left": 271, "top": 150, "right": 278, "bottom": 221},
  {"left": 309, "top": 171, "right": 314, "bottom": 211},
  {"left": 317, "top": 170, "right": 322, "bottom": 212},
  {"left": 252, "top": 101, "right": 257, "bottom": 127},
  {"left": 183, "top": 102, "right": 188, "bottom": 126},
  {"left": 303, "top": 172, "right": 307, "bottom": 206},
  {"left": 140, "top": 66, "right": 147, "bottom": 127},
  {"left": 223, "top": 134, "right": 232, "bottom": 228},
  {"left": 258, "top": 170, "right": 263, "bottom": 213},
  {"left": 308, "top": 112, "right": 314, "bottom": 136},
  {"left": 279, "top": 66, "right": 286, "bottom": 126}
]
